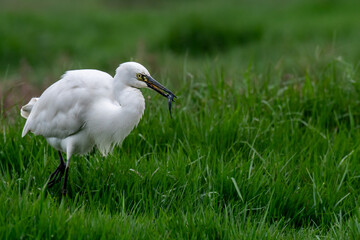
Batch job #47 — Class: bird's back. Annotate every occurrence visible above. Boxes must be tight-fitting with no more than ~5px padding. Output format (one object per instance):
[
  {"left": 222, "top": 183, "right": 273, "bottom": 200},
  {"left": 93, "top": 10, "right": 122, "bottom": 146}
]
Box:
[{"left": 22, "top": 69, "right": 114, "bottom": 139}]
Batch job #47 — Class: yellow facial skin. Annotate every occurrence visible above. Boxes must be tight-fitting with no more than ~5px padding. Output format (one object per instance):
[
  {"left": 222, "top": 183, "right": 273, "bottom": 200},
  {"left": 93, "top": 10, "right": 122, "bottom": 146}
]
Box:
[{"left": 137, "top": 73, "right": 163, "bottom": 93}]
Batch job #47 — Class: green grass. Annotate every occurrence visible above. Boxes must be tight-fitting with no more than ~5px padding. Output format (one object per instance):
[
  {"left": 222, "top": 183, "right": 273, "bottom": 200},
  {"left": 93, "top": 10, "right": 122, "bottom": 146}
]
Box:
[{"left": 2, "top": 0, "right": 360, "bottom": 239}]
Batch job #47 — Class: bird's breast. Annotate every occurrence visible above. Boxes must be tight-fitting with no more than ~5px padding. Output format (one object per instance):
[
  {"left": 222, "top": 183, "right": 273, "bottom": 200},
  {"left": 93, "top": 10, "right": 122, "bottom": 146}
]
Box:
[{"left": 84, "top": 88, "right": 145, "bottom": 155}]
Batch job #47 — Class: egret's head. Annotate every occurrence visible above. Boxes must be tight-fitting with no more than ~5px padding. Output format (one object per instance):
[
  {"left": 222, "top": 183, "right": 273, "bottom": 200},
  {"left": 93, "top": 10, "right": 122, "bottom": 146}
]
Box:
[
  {"left": 115, "top": 62, "right": 177, "bottom": 116},
  {"left": 115, "top": 62, "right": 147, "bottom": 88}
]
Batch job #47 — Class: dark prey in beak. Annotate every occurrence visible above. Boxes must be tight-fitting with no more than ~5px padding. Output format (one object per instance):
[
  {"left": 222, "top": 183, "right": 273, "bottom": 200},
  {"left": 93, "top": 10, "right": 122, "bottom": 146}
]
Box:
[
  {"left": 143, "top": 75, "right": 177, "bottom": 118},
  {"left": 167, "top": 93, "right": 176, "bottom": 118}
]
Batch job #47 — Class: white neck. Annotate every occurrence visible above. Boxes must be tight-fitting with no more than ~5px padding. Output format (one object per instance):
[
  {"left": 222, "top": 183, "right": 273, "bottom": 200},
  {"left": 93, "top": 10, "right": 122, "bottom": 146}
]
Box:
[
  {"left": 116, "top": 85, "right": 145, "bottom": 119},
  {"left": 87, "top": 71, "right": 146, "bottom": 156},
  {"left": 114, "top": 75, "right": 145, "bottom": 129}
]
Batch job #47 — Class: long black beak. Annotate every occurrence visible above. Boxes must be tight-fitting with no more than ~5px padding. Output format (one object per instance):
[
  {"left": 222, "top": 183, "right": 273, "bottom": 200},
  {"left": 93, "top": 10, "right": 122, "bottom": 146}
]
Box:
[{"left": 143, "top": 75, "right": 177, "bottom": 117}]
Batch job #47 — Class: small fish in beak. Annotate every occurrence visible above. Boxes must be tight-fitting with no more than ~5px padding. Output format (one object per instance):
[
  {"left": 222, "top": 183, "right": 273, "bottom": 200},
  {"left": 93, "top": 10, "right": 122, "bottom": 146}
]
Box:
[
  {"left": 167, "top": 92, "right": 176, "bottom": 118},
  {"left": 143, "top": 75, "right": 177, "bottom": 118}
]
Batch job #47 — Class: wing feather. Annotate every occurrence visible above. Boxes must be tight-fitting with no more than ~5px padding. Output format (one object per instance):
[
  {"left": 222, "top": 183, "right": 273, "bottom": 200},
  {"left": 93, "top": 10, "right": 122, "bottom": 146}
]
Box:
[{"left": 22, "top": 69, "right": 113, "bottom": 138}]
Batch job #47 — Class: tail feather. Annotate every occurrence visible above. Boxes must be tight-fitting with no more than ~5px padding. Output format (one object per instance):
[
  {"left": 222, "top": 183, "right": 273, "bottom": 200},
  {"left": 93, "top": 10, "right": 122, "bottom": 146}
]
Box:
[
  {"left": 21, "top": 98, "right": 39, "bottom": 137},
  {"left": 20, "top": 98, "right": 38, "bottom": 119}
]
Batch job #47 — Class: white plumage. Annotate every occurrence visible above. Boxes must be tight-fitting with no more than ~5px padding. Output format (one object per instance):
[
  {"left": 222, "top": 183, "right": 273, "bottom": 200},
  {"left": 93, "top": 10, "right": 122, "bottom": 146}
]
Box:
[{"left": 21, "top": 62, "right": 176, "bottom": 194}]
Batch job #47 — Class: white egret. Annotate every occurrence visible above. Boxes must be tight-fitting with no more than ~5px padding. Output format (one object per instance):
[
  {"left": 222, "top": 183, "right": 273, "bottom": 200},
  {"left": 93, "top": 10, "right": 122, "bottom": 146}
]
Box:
[{"left": 21, "top": 62, "right": 176, "bottom": 195}]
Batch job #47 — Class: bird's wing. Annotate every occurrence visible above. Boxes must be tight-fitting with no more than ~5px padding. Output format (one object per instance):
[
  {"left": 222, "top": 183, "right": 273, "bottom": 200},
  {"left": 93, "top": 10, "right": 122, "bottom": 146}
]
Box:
[{"left": 22, "top": 69, "right": 113, "bottom": 138}]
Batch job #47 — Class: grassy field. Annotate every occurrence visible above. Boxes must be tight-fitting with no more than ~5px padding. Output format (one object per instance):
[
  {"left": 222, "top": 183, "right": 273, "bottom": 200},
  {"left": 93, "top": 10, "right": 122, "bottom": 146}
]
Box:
[{"left": 2, "top": 0, "right": 360, "bottom": 238}]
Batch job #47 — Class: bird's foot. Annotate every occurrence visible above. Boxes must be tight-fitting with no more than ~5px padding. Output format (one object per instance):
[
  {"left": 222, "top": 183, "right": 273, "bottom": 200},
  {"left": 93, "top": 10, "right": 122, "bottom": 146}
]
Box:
[
  {"left": 47, "top": 163, "right": 65, "bottom": 188},
  {"left": 61, "top": 187, "right": 67, "bottom": 196}
]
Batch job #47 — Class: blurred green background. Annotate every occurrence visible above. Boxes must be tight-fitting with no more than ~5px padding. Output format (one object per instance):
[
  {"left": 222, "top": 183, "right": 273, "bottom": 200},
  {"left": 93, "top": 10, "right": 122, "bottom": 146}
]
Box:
[{"left": 1, "top": 0, "right": 360, "bottom": 111}]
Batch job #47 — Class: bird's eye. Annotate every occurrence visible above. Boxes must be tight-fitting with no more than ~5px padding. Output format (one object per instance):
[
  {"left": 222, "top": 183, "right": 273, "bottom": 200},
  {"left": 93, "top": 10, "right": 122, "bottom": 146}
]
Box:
[{"left": 136, "top": 73, "right": 142, "bottom": 80}]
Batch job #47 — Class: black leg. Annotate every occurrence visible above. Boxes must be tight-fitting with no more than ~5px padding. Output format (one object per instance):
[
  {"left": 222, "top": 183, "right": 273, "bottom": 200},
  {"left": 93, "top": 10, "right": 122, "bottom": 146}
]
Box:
[
  {"left": 47, "top": 151, "right": 65, "bottom": 188},
  {"left": 61, "top": 166, "right": 70, "bottom": 196},
  {"left": 58, "top": 151, "right": 65, "bottom": 166}
]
